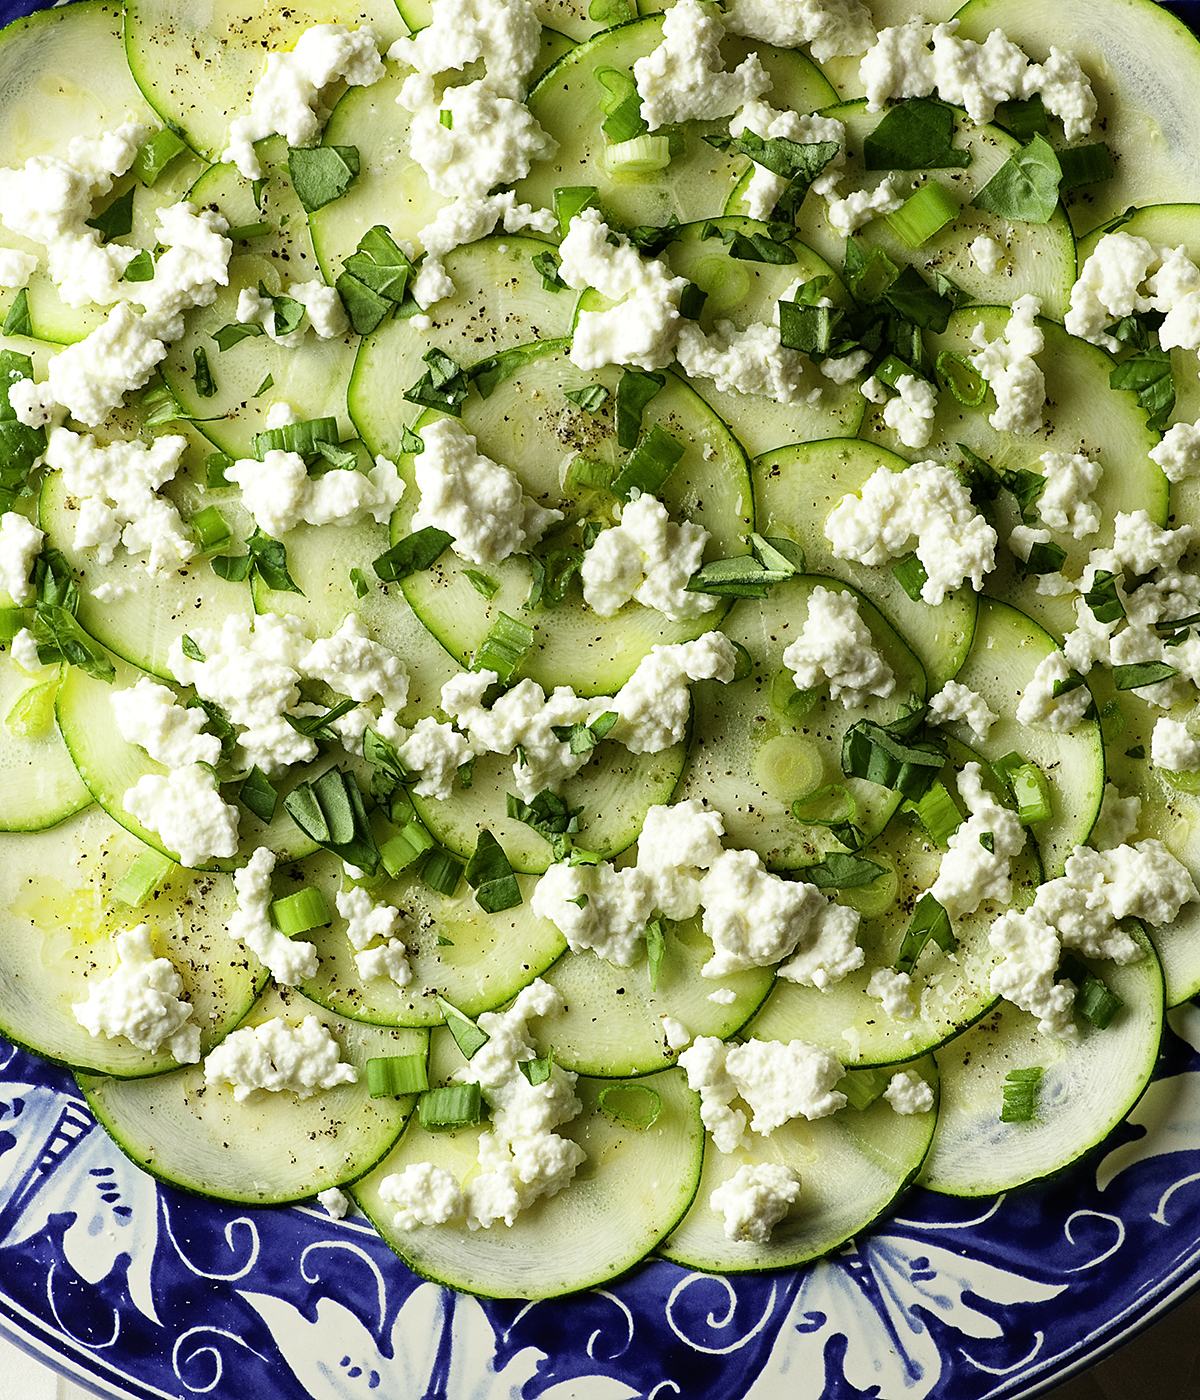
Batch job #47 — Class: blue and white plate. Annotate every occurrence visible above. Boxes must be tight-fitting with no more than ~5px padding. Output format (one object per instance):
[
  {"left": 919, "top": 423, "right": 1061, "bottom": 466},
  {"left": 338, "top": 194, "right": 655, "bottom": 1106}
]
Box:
[{"left": 3, "top": 1007, "right": 1200, "bottom": 1400}]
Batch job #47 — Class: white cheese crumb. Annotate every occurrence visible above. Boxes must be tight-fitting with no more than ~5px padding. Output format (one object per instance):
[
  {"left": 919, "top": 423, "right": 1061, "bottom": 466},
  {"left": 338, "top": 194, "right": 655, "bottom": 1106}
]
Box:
[
  {"left": 1152, "top": 715, "right": 1200, "bottom": 772},
  {"left": 867, "top": 967, "right": 918, "bottom": 1020},
  {"left": 203, "top": 1015, "right": 358, "bottom": 1101},
  {"left": 1037, "top": 450, "right": 1102, "bottom": 538},
  {"left": 226, "top": 449, "right": 404, "bottom": 538},
  {"left": 929, "top": 762, "right": 1026, "bottom": 920},
  {"left": 881, "top": 373, "right": 938, "bottom": 450},
  {"left": 710, "top": 1162, "right": 801, "bottom": 1243},
  {"left": 317, "top": 1187, "right": 350, "bottom": 1219},
  {"left": 111, "top": 676, "right": 223, "bottom": 769},
  {"left": 883, "top": 1070, "right": 935, "bottom": 1115},
  {"left": 1151, "top": 421, "right": 1200, "bottom": 483},
  {"left": 723, "top": 0, "right": 874, "bottom": 61},
  {"left": 970, "top": 234, "right": 1004, "bottom": 275},
  {"left": 926, "top": 680, "right": 998, "bottom": 739},
  {"left": 72, "top": 924, "right": 200, "bottom": 1063},
  {"left": 228, "top": 847, "right": 319, "bottom": 985},
  {"left": 122, "top": 764, "right": 240, "bottom": 868},
  {"left": 379, "top": 1161, "right": 467, "bottom": 1229},
  {"left": 969, "top": 294, "right": 1044, "bottom": 434},
  {"left": 1015, "top": 650, "right": 1093, "bottom": 732},
  {"left": 580, "top": 494, "right": 718, "bottom": 622},
  {"left": 0, "top": 510, "right": 43, "bottom": 603},
  {"left": 632, "top": 0, "right": 770, "bottom": 130},
  {"left": 781, "top": 584, "right": 895, "bottom": 709}
]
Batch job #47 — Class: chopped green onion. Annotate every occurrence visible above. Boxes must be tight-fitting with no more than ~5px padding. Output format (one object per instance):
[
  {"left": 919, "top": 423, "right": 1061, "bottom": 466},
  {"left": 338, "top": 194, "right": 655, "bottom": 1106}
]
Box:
[
  {"left": 0, "top": 607, "right": 27, "bottom": 641},
  {"left": 993, "top": 752, "right": 1052, "bottom": 824},
  {"left": 1057, "top": 142, "right": 1114, "bottom": 191},
  {"left": 610, "top": 423, "right": 685, "bottom": 500},
  {"left": 132, "top": 126, "right": 188, "bottom": 185},
  {"left": 379, "top": 820, "right": 436, "bottom": 877},
  {"left": 936, "top": 350, "right": 987, "bottom": 406},
  {"left": 421, "top": 848, "right": 464, "bottom": 896},
  {"left": 419, "top": 1081, "right": 486, "bottom": 1130},
  {"left": 238, "top": 766, "right": 278, "bottom": 824},
  {"left": 910, "top": 780, "right": 962, "bottom": 846},
  {"left": 777, "top": 299, "right": 842, "bottom": 356},
  {"left": 270, "top": 886, "right": 331, "bottom": 936},
  {"left": 1059, "top": 953, "right": 1123, "bottom": 1029},
  {"left": 771, "top": 668, "right": 817, "bottom": 721},
  {"left": 252, "top": 415, "right": 339, "bottom": 460},
  {"left": 730, "top": 639, "right": 753, "bottom": 683},
  {"left": 226, "top": 221, "right": 272, "bottom": 242},
  {"left": 472, "top": 612, "right": 534, "bottom": 682},
  {"left": 192, "top": 346, "right": 216, "bottom": 398},
  {"left": 190, "top": 505, "right": 230, "bottom": 552},
  {"left": 1000, "top": 1065, "right": 1043, "bottom": 1122},
  {"left": 791, "top": 784, "right": 861, "bottom": 849},
  {"left": 566, "top": 455, "right": 615, "bottom": 492},
  {"left": 645, "top": 917, "right": 665, "bottom": 991},
  {"left": 604, "top": 134, "right": 671, "bottom": 173},
  {"left": 598, "top": 1082, "right": 662, "bottom": 1127},
  {"left": 435, "top": 996, "right": 489, "bottom": 1059},
  {"left": 596, "top": 67, "right": 647, "bottom": 144},
  {"left": 463, "top": 569, "right": 498, "bottom": 598},
  {"left": 110, "top": 850, "right": 174, "bottom": 907},
  {"left": 554, "top": 185, "right": 601, "bottom": 237},
  {"left": 891, "top": 552, "right": 930, "bottom": 601},
  {"left": 895, "top": 892, "right": 955, "bottom": 974},
  {"left": 366, "top": 1054, "right": 429, "bottom": 1097},
  {"left": 838, "top": 1066, "right": 892, "bottom": 1111},
  {"left": 886, "top": 180, "right": 960, "bottom": 247}
]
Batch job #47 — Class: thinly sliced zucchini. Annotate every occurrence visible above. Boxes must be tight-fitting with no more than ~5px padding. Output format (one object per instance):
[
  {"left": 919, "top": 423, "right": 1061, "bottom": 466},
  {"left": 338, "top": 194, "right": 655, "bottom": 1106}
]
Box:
[
  {"left": 517, "top": 17, "right": 836, "bottom": 230},
  {"left": 353, "top": 1028, "right": 703, "bottom": 1299},
  {"left": 660, "top": 1056, "right": 937, "bottom": 1273},
  {"left": 0, "top": 646, "right": 91, "bottom": 831},
  {"left": 660, "top": 217, "right": 866, "bottom": 457},
  {"left": 672, "top": 575, "right": 925, "bottom": 868},
  {"left": 124, "top": 0, "right": 408, "bottom": 163},
  {"left": 77, "top": 984, "right": 425, "bottom": 1203},
  {"left": 538, "top": 915, "right": 775, "bottom": 1076},
  {"left": 937, "top": 598, "right": 1105, "bottom": 879},
  {"left": 747, "top": 745, "right": 1042, "bottom": 1065},
  {"left": 953, "top": 0, "right": 1200, "bottom": 234},
  {"left": 752, "top": 437, "right": 977, "bottom": 691},
  {"left": 0, "top": 805, "right": 264, "bottom": 1076},
  {"left": 292, "top": 851, "right": 567, "bottom": 1027},
  {"left": 386, "top": 345, "right": 752, "bottom": 696},
  {"left": 919, "top": 309, "right": 1166, "bottom": 643},
  {"left": 922, "top": 924, "right": 1163, "bottom": 1195}
]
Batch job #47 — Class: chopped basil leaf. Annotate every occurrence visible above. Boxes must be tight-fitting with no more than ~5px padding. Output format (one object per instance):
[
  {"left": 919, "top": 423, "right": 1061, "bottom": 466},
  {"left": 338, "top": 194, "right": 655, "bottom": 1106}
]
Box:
[
  {"left": 1084, "top": 570, "right": 1125, "bottom": 623},
  {"left": 288, "top": 144, "right": 361, "bottom": 212},
  {"left": 1057, "top": 142, "right": 1114, "bottom": 192},
  {"left": 881, "top": 264, "right": 953, "bottom": 333},
  {"left": 238, "top": 766, "right": 278, "bottom": 824},
  {"left": 3, "top": 289, "right": 31, "bottom": 338},
  {"left": 435, "top": 996, "right": 489, "bottom": 1059},
  {"left": 507, "top": 789, "right": 582, "bottom": 861},
  {"left": 1110, "top": 347, "right": 1176, "bottom": 432},
  {"left": 123, "top": 249, "right": 154, "bottom": 282},
  {"left": 532, "top": 249, "right": 566, "bottom": 290},
  {"left": 615, "top": 369, "right": 664, "bottom": 449},
  {"left": 335, "top": 270, "right": 391, "bottom": 335},
  {"left": 777, "top": 299, "right": 843, "bottom": 356},
  {"left": 465, "top": 829, "right": 523, "bottom": 913},
  {"left": 404, "top": 347, "right": 471, "bottom": 416},
  {"left": 180, "top": 634, "right": 205, "bottom": 662},
  {"left": 371, "top": 527, "right": 453, "bottom": 582},
  {"left": 212, "top": 321, "right": 264, "bottom": 352},
  {"left": 564, "top": 383, "right": 609, "bottom": 413},
  {"left": 863, "top": 97, "right": 971, "bottom": 171},
  {"left": 1112, "top": 661, "right": 1180, "bottom": 690},
  {"left": 192, "top": 346, "right": 216, "bottom": 398},
  {"left": 284, "top": 695, "right": 360, "bottom": 740},
  {"left": 1016, "top": 540, "right": 1067, "bottom": 575},
  {"left": 610, "top": 422, "right": 685, "bottom": 500},
  {"left": 842, "top": 717, "right": 945, "bottom": 801},
  {"left": 800, "top": 851, "right": 887, "bottom": 889},
  {"left": 971, "top": 134, "right": 1062, "bottom": 223},
  {"left": 699, "top": 219, "right": 797, "bottom": 264},
  {"left": 895, "top": 892, "right": 955, "bottom": 974},
  {"left": 283, "top": 766, "right": 379, "bottom": 872},
  {"left": 85, "top": 184, "right": 135, "bottom": 241},
  {"left": 1003, "top": 95, "right": 1050, "bottom": 141},
  {"left": 705, "top": 133, "right": 840, "bottom": 219}
]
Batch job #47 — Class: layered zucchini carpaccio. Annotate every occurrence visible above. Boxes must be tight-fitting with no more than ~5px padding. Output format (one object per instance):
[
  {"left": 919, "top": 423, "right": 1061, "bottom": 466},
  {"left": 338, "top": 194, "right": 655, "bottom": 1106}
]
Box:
[{"left": 3, "top": 0, "right": 1200, "bottom": 1300}]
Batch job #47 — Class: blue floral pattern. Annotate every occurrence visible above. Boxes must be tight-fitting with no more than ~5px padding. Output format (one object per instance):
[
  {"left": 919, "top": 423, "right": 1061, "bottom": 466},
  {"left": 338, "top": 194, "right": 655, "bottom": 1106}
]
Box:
[{"left": 4, "top": 1012, "right": 1200, "bottom": 1400}]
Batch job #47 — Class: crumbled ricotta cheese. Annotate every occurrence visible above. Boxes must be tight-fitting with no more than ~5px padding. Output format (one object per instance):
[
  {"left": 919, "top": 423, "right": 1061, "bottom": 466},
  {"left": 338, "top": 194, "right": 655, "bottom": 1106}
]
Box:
[
  {"left": 317, "top": 1187, "right": 350, "bottom": 1219},
  {"left": 700, "top": 849, "right": 830, "bottom": 977},
  {"left": 1152, "top": 715, "right": 1200, "bottom": 772},
  {"left": 0, "top": 510, "right": 42, "bottom": 603},
  {"left": 731, "top": 103, "right": 845, "bottom": 220},
  {"left": 410, "top": 418, "right": 561, "bottom": 568},
  {"left": 1151, "top": 420, "right": 1200, "bottom": 483},
  {"left": 675, "top": 319, "right": 816, "bottom": 404},
  {"left": 44, "top": 427, "right": 194, "bottom": 574},
  {"left": 609, "top": 631, "right": 738, "bottom": 753},
  {"left": 776, "top": 902, "right": 864, "bottom": 989},
  {"left": 884, "top": 1070, "right": 935, "bottom": 1114},
  {"left": 1111, "top": 510, "right": 1193, "bottom": 576},
  {"left": 123, "top": 764, "right": 240, "bottom": 868},
  {"left": 224, "top": 24, "right": 385, "bottom": 179},
  {"left": 636, "top": 799, "right": 725, "bottom": 918},
  {"left": 530, "top": 860, "right": 654, "bottom": 966},
  {"left": 926, "top": 679, "right": 998, "bottom": 739},
  {"left": 226, "top": 449, "right": 403, "bottom": 538},
  {"left": 228, "top": 847, "right": 320, "bottom": 985},
  {"left": 46, "top": 304, "right": 168, "bottom": 425},
  {"left": 1015, "top": 649, "right": 1093, "bottom": 732},
  {"left": 860, "top": 19, "right": 1096, "bottom": 140},
  {"left": 9, "top": 628, "right": 42, "bottom": 673},
  {"left": 969, "top": 294, "right": 1044, "bottom": 434},
  {"left": 397, "top": 717, "right": 475, "bottom": 800},
  {"left": 881, "top": 373, "right": 937, "bottom": 450},
  {"left": 989, "top": 907, "right": 1076, "bottom": 1038},
  {"left": 662, "top": 1015, "right": 692, "bottom": 1050},
  {"left": 678, "top": 1036, "right": 846, "bottom": 1152},
  {"left": 0, "top": 248, "right": 36, "bottom": 288},
  {"left": 867, "top": 967, "right": 918, "bottom": 1020},
  {"left": 824, "top": 174, "right": 905, "bottom": 236},
  {"left": 412, "top": 192, "right": 556, "bottom": 307},
  {"left": 402, "top": 75, "right": 557, "bottom": 203},
  {"left": 781, "top": 583, "right": 895, "bottom": 708},
  {"left": 1066, "top": 233, "right": 1200, "bottom": 351},
  {"left": 204, "top": 1015, "right": 358, "bottom": 1101},
  {"left": 1037, "top": 450, "right": 1102, "bottom": 538},
  {"left": 301, "top": 612, "right": 409, "bottom": 711},
  {"left": 929, "top": 762, "right": 1026, "bottom": 920},
  {"left": 558, "top": 209, "right": 687, "bottom": 371},
  {"left": 724, "top": 0, "right": 874, "bottom": 61},
  {"left": 72, "top": 924, "right": 200, "bottom": 1063},
  {"left": 580, "top": 494, "right": 719, "bottom": 621},
  {"left": 970, "top": 234, "right": 1004, "bottom": 275},
  {"left": 710, "top": 1161, "right": 801, "bottom": 1243},
  {"left": 633, "top": 0, "right": 770, "bottom": 130},
  {"left": 1090, "top": 783, "right": 1141, "bottom": 850},
  {"left": 388, "top": 0, "right": 541, "bottom": 101},
  {"left": 337, "top": 885, "right": 411, "bottom": 988},
  {"left": 825, "top": 459, "right": 997, "bottom": 604},
  {"left": 378, "top": 1162, "right": 467, "bottom": 1229},
  {"left": 111, "top": 676, "right": 222, "bottom": 769}
]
